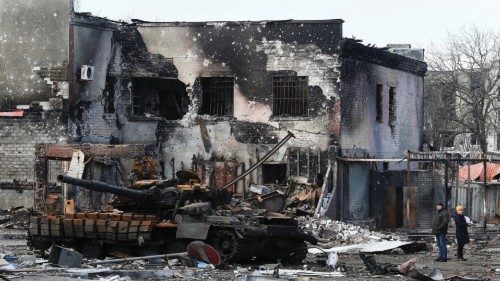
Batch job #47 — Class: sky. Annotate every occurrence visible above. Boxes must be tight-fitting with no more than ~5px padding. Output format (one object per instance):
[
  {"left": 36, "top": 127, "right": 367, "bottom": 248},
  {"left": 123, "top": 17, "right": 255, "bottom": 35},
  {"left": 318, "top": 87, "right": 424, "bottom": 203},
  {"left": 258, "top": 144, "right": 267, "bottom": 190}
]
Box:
[{"left": 75, "top": 0, "right": 500, "bottom": 50}]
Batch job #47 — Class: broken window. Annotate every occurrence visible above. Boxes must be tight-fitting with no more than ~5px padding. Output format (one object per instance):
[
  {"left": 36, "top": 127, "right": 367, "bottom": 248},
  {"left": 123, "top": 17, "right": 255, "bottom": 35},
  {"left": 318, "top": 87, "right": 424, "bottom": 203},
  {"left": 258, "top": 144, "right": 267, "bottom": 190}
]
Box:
[
  {"left": 199, "top": 77, "right": 234, "bottom": 116},
  {"left": 262, "top": 163, "right": 287, "bottom": 185},
  {"left": 376, "top": 84, "right": 383, "bottom": 123},
  {"left": 273, "top": 76, "right": 308, "bottom": 117},
  {"left": 287, "top": 147, "right": 323, "bottom": 183},
  {"left": 103, "top": 76, "right": 115, "bottom": 114},
  {"left": 389, "top": 86, "right": 396, "bottom": 129},
  {"left": 132, "top": 78, "right": 189, "bottom": 120}
]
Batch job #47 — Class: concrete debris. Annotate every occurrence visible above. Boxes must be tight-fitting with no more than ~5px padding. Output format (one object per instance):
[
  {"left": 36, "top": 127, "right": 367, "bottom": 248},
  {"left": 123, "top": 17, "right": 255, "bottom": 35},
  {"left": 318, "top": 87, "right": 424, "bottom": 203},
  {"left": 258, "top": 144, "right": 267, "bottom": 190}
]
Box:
[
  {"left": 360, "top": 254, "right": 492, "bottom": 281},
  {"left": 236, "top": 275, "right": 288, "bottom": 281},
  {"left": 98, "top": 276, "right": 131, "bottom": 281},
  {"left": 48, "top": 245, "right": 83, "bottom": 268},
  {"left": 299, "top": 217, "right": 386, "bottom": 245},
  {"left": 87, "top": 252, "right": 187, "bottom": 265},
  {"left": 17, "top": 254, "right": 36, "bottom": 266},
  {"left": 0, "top": 207, "right": 29, "bottom": 229},
  {"left": 255, "top": 268, "right": 344, "bottom": 277}
]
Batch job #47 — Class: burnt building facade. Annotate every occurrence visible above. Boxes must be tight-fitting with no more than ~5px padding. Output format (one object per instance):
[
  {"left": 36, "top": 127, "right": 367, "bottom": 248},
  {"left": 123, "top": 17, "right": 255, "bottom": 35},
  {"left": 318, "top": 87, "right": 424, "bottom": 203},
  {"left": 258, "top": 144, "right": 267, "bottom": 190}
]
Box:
[
  {"left": 1, "top": 0, "right": 427, "bottom": 225},
  {"left": 65, "top": 14, "right": 426, "bottom": 218},
  {"left": 0, "top": 0, "right": 71, "bottom": 208}
]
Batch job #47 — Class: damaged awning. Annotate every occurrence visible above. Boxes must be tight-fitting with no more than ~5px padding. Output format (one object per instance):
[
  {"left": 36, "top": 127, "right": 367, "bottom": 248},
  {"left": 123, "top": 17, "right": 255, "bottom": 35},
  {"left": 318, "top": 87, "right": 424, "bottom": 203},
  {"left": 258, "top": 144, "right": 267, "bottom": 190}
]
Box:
[
  {"left": 458, "top": 162, "right": 500, "bottom": 182},
  {"left": 0, "top": 110, "right": 24, "bottom": 117}
]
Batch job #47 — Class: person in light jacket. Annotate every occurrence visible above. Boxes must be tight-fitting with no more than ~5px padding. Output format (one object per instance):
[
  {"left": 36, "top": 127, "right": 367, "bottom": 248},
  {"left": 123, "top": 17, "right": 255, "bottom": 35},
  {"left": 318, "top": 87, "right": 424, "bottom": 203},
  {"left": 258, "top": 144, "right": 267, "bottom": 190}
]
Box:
[
  {"left": 431, "top": 202, "right": 449, "bottom": 262},
  {"left": 453, "top": 205, "right": 470, "bottom": 261}
]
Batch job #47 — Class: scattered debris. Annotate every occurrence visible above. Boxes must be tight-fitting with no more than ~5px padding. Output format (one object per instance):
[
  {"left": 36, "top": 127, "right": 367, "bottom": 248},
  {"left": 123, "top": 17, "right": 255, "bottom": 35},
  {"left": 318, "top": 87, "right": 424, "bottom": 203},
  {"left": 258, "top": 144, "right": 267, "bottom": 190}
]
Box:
[
  {"left": 255, "top": 268, "right": 344, "bottom": 278},
  {"left": 87, "top": 252, "right": 187, "bottom": 265},
  {"left": 308, "top": 240, "right": 414, "bottom": 254},
  {"left": 48, "top": 245, "right": 83, "bottom": 268}
]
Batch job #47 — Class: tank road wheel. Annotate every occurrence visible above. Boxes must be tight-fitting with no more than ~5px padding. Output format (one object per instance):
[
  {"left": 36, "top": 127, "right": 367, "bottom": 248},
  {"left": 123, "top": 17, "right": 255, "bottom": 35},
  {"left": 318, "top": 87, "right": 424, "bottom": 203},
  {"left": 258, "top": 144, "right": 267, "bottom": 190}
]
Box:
[{"left": 211, "top": 230, "right": 249, "bottom": 262}]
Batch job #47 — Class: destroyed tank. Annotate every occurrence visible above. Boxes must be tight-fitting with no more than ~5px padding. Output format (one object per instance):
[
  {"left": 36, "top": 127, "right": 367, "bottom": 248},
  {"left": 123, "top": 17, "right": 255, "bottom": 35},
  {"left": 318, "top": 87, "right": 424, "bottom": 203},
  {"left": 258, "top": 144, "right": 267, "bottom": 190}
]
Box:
[{"left": 28, "top": 175, "right": 316, "bottom": 264}]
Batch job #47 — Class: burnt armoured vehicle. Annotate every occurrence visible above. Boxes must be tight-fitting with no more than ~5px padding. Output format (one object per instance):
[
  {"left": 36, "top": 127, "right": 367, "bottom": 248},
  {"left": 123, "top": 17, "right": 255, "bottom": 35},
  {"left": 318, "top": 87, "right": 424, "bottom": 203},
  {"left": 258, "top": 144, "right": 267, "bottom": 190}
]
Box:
[
  {"left": 28, "top": 132, "right": 316, "bottom": 263},
  {"left": 28, "top": 175, "right": 315, "bottom": 263}
]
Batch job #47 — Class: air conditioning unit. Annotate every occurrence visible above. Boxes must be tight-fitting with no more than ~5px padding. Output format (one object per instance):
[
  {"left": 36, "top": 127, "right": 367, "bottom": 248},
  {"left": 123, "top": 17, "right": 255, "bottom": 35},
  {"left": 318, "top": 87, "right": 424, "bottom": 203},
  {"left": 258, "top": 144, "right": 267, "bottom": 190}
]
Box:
[{"left": 80, "top": 65, "right": 94, "bottom": 81}]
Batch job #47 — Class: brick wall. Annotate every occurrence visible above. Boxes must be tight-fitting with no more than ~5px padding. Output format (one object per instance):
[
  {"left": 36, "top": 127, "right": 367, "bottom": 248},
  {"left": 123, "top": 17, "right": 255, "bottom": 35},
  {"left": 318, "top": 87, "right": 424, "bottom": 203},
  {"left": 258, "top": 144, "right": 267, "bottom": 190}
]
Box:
[
  {"left": 0, "top": 189, "right": 34, "bottom": 210},
  {"left": 0, "top": 110, "right": 67, "bottom": 205}
]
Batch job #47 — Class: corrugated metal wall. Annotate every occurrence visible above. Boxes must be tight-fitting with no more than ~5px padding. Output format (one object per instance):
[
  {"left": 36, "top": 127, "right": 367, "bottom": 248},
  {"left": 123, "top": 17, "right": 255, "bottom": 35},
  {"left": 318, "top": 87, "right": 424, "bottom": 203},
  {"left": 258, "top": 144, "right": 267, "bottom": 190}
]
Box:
[
  {"left": 372, "top": 170, "right": 445, "bottom": 229},
  {"left": 452, "top": 183, "right": 500, "bottom": 222},
  {"left": 370, "top": 171, "right": 405, "bottom": 228},
  {"left": 412, "top": 170, "right": 445, "bottom": 229},
  {"left": 347, "top": 163, "right": 370, "bottom": 220}
]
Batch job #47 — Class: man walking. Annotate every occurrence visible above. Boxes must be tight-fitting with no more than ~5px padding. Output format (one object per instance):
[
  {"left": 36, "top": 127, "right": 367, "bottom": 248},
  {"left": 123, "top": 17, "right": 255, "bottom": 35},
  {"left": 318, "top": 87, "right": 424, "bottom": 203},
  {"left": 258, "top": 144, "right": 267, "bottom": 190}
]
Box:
[{"left": 431, "top": 202, "right": 449, "bottom": 262}]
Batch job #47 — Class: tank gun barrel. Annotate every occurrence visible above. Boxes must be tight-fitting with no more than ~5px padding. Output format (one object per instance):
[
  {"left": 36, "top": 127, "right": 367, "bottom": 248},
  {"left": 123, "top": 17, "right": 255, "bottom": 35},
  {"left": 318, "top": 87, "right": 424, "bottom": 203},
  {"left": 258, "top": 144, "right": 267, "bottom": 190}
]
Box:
[{"left": 57, "top": 175, "right": 148, "bottom": 201}]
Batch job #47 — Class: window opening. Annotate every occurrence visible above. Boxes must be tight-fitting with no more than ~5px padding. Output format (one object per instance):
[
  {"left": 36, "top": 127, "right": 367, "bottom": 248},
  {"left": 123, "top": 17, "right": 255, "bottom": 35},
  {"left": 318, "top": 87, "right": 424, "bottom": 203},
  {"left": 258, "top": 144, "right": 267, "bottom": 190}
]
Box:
[
  {"left": 103, "top": 76, "right": 115, "bottom": 114},
  {"left": 132, "top": 78, "right": 188, "bottom": 120},
  {"left": 273, "top": 76, "right": 308, "bottom": 117},
  {"left": 199, "top": 77, "right": 234, "bottom": 116},
  {"left": 262, "top": 163, "right": 287, "bottom": 185},
  {"left": 376, "top": 84, "right": 383, "bottom": 123},
  {"left": 389, "top": 86, "right": 396, "bottom": 130}
]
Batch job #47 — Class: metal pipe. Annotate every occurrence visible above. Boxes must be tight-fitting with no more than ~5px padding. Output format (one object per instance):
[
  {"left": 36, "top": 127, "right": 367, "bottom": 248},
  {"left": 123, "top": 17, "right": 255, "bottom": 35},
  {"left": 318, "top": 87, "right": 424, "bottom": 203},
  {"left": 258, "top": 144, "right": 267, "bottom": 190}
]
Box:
[
  {"left": 219, "top": 131, "right": 295, "bottom": 191},
  {"left": 57, "top": 175, "right": 147, "bottom": 201}
]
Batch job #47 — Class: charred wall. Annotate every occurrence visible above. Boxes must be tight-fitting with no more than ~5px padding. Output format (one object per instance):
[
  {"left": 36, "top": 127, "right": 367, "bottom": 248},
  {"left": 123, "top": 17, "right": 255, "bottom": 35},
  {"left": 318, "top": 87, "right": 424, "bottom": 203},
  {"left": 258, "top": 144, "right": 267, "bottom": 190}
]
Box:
[
  {"left": 135, "top": 20, "right": 343, "bottom": 183},
  {"left": 68, "top": 15, "right": 179, "bottom": 144},
  {"left": 0, "top": 0, "right": 71, "bottom": 107},
  {"left": 0, "top": 0, "right": 70, "bottom": 208},
  {"left": 340, "top": 40, "right": 426, "bottom": 162},
  {"left": 68, "top": 14, "right": 118, "bottom": 143}
]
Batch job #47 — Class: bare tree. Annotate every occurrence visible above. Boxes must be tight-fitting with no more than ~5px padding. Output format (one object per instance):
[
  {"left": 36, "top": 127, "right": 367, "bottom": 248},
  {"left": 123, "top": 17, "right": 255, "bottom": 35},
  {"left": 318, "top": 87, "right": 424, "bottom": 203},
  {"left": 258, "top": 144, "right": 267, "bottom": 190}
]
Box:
[{"left": 425, "top": 26, "right": 500, "bottom": 152}]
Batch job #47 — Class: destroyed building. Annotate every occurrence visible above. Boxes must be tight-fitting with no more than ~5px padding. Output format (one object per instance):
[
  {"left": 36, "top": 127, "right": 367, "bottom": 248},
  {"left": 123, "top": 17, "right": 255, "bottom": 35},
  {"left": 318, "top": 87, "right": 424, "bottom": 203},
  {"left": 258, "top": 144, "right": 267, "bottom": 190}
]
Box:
[{"left": 0, "top": 0, "right": 429, "bottom": 228}]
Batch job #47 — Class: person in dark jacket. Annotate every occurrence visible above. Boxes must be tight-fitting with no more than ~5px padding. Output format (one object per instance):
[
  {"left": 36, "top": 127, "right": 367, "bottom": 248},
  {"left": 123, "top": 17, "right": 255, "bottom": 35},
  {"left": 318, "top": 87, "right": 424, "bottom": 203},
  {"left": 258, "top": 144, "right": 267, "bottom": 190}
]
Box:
[
  {"left": 453, "top": 205, "right": 470, "bottom": 261},
  {"left": 431, "top": 202, "right": 449, "bottom": 262}
]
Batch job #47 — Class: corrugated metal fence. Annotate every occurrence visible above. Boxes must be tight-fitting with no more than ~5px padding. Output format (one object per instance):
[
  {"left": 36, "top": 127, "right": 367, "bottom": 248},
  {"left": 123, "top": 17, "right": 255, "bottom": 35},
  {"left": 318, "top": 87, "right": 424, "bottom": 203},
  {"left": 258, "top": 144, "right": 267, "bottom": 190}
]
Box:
[{"left": 451, "top": 182, "right": 500, "bottom": 223}]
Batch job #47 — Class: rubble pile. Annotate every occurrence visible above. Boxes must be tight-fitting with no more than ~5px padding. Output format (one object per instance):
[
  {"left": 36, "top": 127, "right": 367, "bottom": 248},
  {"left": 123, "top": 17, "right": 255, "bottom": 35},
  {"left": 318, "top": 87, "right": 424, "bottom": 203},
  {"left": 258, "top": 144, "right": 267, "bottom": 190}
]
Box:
[
  {"left": 0, "top": 206, "right": 29, "bottom": 229},
  {"left": 299, "top": 217, "right": 389, "bottom": 245}
]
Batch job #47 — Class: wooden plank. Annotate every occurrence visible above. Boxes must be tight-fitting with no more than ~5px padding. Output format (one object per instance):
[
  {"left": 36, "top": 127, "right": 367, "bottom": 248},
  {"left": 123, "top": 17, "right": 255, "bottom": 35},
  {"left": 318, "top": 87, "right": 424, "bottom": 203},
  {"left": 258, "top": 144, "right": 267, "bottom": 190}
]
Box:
[
  {"left": 98, "top": 213, "right": 110, "bottom": 220},
  {"left": 110, "top": 213, "right": 122, "bottom": 221},
  {"left": 145, "top": 215, "right": 158, "bottom": 222},
  {"left": 63, "top": 218, "right": 75, "bottom": 237},
  {"left": 107, "top": 220, "right": 118, "bottom": 241},
  {"left": 29, "top": 217, "right": 41, "bottom": 235},
  {"left": 128, "top": 221, "right": 140, "bottom": 241},
  {"left": 132, "top": 214, "right": 146, "bottom": 221},
  {"left": 85, "top": 219, "right": 96, "bottom": 238},
  {"left": 64, "top": 199, "right": 75, "bottom": 215},
  {"left": 50, "top": 218, "right": 62, "bottom": 237},
  {"left": 75, "top": 213, "right": 86, "bottom": 219},
  {"left": 65, "top": 213, "right": 76, "bottom": 219},
  {"left": 122, "top": 213, "right": 133, "bottom": 222},
  {"left": 117, "top": 221, "right": 129, "bottom": 241},
  {"left": 87, "top": 212, "right": 99, "bottom": 220},
  {"left": 74, "top": 219, "right": 85, "bottom": 238},
  {"left": 96, "top": 219, "right": 108, "bottom": 239},
  {"left": 139, "top": 221, "right": 152, "bottom": 240},
  {"left": 40, "top": 217, "right": 50, "bottom": 236}
]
